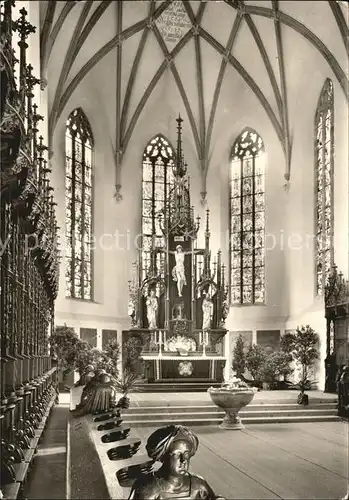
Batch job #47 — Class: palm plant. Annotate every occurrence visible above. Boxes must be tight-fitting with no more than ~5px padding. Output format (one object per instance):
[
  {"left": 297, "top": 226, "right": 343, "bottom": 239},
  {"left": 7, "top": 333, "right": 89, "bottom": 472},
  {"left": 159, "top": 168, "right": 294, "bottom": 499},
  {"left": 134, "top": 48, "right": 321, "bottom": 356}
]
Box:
[{"left": 112, "top": 370, "right": 142, "bottom": 409}]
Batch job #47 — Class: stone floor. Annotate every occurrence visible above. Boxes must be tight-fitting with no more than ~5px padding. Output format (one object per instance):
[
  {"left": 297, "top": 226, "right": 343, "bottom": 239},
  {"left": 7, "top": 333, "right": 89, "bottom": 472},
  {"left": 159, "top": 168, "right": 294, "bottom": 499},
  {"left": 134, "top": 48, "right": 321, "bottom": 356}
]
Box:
[
  {"left": 23, "top": 392, "right": 348, "bottom": 500},
  {"left": 130, "top": 421, "right": 349, "bottom": 500},
  {"left": 23, "top": 397, "right": 70, "bottom": 499}
]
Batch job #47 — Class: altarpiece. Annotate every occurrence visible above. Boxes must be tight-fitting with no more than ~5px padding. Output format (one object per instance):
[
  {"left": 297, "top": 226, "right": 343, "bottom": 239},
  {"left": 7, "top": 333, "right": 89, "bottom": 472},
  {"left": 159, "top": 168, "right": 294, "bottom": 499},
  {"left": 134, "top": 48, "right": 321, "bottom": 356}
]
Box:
[{"left": 126, "top": 117, "right": 228, "bottom": 386}]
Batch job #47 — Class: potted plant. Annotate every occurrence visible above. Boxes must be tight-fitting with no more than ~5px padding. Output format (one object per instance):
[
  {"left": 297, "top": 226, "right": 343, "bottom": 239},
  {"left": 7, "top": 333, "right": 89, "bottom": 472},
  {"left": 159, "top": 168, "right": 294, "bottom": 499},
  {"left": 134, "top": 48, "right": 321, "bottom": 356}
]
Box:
[
  {"left": 284, "top": 325, "right": 319, "bottom": 405},
  {"left": 232, "top": 334, "right": 246, "bottom": 379},
  {"left": 259, "top": 351, "right": 294, "bottom": 390},
  {"left": 245, "top": 344, "right": 266, "bottom": 387},
  {"left": 112, "top": 370, "right": 142, "bottom": 409},
  {"left": 208, "top": 375, "right": 257, "bottom": 430}
]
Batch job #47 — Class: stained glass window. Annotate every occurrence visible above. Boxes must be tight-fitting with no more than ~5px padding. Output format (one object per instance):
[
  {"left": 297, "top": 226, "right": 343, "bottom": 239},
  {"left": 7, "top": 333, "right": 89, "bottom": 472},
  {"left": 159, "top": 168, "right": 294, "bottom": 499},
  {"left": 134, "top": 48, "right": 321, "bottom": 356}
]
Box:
[
  {"left": 315, "top": 79, "right": 334, "bottom": 296},
  {"left": 65, "top": 108, "right": 93, "bottom": 300},
  {"left": 142, "top": 135, "right": 174, "bottom": 281},
  {"left": 230, "top": 128, "right": 265, "bottom": 305}
]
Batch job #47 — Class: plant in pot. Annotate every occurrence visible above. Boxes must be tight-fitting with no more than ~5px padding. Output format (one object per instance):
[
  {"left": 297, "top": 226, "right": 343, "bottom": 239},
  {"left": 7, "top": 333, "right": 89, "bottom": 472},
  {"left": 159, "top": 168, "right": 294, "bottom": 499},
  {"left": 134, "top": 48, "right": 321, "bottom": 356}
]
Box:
[
  {"left": 259, "top": 351, "right": 293, "bottom": 390},
  {"left": 50, "top": 325, "right": 87, "bottom": 388},
  {"left": 245, "top": 344, "right": 266, "bottom": 388},
  {"left": 285, "top": 325, "right": 319, "bottom": 405},
  {"left": 232, "top": 334, "right": 246, "bottom": 379},
  {"left": 112, "top": 370, "right": 142, "bottom": 409}
]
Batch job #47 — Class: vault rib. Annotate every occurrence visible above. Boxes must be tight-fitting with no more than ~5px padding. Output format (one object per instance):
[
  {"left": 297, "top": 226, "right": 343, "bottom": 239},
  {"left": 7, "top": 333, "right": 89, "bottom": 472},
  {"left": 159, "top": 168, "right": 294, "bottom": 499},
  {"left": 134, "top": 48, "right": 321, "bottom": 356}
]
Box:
[
  {"left": 49, "top": 1, "right": 93, "bottom": 146},
  {"left": 200, "top": 27, "right": 285, "bottom": 153},
  {"left": 55, "top": 20, "right": 148, "bottom": 129},
  {"left": 52, "top": 1, "right": 174, "bottom": 137},
  {"left": 40, "top": 0, "right": 56, "bottom": 80},
  {"left": 120, "top": 1, "right": 155, "bottom": 140},
  {"left": 183, "top": 2, "right": 206, "bottom": 164},
  {"left": 328, "top": 0, "right": 349, "bottom": 59},
  {"left": 41, "top": 1, "right": 76, "bottom": 81},
  {"left": 205, "top": 12, "right": 243, "bottom": 182},
  {"left": 152, "top": 24, "right": 201, "bottom": 162},
  {"left": 224, "top": 1, "right": 349, "bottom": 100},
  {"left": 115, "top": 0, "right": 123, "bottom": 182},
  {"left": 244, "top": 14, "right": 283, "bottom": 120},
  {"left": 272, "top": 0, "right": 291, "bottom": 181}
]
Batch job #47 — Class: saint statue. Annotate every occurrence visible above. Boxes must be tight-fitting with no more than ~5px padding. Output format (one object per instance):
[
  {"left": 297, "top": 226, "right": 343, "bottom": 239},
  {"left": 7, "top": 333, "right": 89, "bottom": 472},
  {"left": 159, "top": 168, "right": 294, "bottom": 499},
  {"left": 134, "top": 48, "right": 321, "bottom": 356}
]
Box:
[
  {"left": 170, "top": 245, "right": 189, "bottom": 297},
  {"left": 202, "top": 293, "right": 213, "bottom": 331},
  {"left": 128, "top": 425, "right": 224, "bottom": 500},
  {"left": 146, "top": 289, "right": 159, "bottom": 330}
]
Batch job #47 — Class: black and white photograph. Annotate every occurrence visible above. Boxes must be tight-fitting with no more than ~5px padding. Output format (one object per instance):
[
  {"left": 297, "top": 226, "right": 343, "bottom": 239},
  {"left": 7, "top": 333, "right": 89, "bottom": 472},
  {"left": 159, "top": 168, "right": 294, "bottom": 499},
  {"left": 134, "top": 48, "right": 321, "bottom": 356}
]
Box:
[{"left": 0, "top": 0, "right": 348, "bottom": 499}]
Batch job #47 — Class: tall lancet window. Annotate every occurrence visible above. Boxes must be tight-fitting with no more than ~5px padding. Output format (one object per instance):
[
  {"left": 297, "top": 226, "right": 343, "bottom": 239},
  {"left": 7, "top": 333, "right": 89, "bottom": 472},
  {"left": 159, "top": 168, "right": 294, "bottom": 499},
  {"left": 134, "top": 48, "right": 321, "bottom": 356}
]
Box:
[
  {"left": 142, "top": 135, "right": 174, "bottom": 281},
  {"left": 65, "top": 108, "right": 93, "bottom": 300},
  {"left": 315, "top": 79, "right": 334, "bottom": 295},
  {"left": 230, "top": 128, "right": 265, "bottom": 305}
]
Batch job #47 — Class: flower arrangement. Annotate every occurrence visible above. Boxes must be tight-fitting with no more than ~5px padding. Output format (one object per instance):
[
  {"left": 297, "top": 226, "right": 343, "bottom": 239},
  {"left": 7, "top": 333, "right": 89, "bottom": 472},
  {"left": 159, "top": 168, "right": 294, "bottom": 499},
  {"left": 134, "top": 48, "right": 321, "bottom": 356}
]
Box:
[
  {"left": 209, "top": 374, "right": 258, "bottom": 393},
  {"left": 164, "top": 335, "right": 196, "bottom": 354},
  {"left": 221, "top": 376, "right": 258, "bottom": 392}
]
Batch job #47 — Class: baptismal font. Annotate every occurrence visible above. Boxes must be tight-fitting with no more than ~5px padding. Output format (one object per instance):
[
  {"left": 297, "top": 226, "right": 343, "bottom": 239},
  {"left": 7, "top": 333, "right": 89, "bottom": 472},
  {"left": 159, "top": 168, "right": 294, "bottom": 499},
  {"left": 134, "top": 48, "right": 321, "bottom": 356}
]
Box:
[{"left": 126, "top": 117, "right": 228, "bottom": 387}]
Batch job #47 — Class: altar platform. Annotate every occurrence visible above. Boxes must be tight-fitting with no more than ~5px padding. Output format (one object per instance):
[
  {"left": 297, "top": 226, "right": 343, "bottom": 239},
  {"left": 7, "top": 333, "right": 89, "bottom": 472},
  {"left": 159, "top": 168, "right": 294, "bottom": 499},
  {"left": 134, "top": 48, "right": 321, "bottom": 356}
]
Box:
[
  {"left": 122, "top": 390, "right": 339, "bottom": 427},
  {"left": 128, "top": 390, "right": 337, "bottom": 406}
]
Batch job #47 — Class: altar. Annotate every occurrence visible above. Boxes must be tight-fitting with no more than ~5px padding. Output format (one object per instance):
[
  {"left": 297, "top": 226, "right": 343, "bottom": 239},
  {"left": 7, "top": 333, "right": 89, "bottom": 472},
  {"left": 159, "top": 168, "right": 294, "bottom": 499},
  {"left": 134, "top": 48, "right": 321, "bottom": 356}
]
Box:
[{"left": 125, "top": 117, "right": 228, "bottom": 389}]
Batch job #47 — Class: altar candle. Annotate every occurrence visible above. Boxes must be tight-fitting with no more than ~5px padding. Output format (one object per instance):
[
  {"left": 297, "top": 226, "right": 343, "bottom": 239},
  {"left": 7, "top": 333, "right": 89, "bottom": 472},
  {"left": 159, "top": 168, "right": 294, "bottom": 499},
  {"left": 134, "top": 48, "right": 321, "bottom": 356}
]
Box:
[
  {"left": 199, "top": 332, "right": 202, "bottom": 344},
  {"left": 159, "top": 331, "right": 162, "bottom": 344},
  {"left": 205, "top": 331, "right": 208, "bottom": 344}
]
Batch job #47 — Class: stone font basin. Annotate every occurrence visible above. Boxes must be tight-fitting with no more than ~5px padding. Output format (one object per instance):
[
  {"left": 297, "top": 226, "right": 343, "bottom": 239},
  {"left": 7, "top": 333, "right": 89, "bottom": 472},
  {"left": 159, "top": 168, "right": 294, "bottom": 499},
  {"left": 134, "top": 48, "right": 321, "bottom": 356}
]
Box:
[{"left": 208, "top": 388, "right": 255, "bottom": 430}]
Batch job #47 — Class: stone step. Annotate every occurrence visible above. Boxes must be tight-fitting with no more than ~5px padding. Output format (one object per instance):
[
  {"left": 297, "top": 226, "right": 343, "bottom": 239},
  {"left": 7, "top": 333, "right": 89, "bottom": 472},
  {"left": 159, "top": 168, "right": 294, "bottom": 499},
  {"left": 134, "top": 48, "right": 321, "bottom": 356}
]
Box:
[
  {"left": 122, "top": 414, "right": 341, "bottom": 427},
  {"left": 123, "top": 408, "right": 337, "bottom": 421},
  {"left": 126, "top": 403, "right": 337, "bottom": 413}
]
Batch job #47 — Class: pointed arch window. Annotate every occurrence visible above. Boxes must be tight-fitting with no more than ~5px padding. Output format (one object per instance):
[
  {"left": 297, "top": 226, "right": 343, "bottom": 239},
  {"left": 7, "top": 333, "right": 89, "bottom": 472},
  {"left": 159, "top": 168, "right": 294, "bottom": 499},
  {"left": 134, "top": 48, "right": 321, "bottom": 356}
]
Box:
[
  {"left": 315, "top": 79, "right": 334, "bottom": 295},
  {"left": 65, "top": 108, "right": 94, "bottom": 300},
  {"left": 230, "top": 128, "right": 265, "bottom": 305},
  {"left": 142, "top": 135, "right": 174, "bottom": 281}
]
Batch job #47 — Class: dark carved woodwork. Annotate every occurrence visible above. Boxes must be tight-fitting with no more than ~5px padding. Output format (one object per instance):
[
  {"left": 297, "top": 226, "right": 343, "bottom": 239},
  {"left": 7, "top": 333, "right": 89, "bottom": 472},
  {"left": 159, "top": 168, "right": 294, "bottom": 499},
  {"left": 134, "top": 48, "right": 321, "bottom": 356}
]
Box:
[
  {"left": 324, "top": 266, "right": 349, "bottom": 393},
  {"left": 0, "top": 2, "right": 60, "bottom": 493}
]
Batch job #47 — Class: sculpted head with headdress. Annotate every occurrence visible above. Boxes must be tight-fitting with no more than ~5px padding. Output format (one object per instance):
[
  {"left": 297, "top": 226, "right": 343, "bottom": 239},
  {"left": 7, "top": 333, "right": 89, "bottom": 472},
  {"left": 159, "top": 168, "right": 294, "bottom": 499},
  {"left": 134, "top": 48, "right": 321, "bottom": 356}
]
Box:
[{"left": 146, "top": 425, "right": 199, "bottom": 477}]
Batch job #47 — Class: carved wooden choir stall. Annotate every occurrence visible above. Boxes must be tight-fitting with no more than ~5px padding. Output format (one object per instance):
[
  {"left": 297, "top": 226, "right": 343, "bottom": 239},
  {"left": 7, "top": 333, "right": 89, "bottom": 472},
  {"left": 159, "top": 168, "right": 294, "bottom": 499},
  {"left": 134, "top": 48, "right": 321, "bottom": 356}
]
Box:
[
  {"left": 324, "top": 266, "right": 349, "bottom": 394},
  {"left": 1, "top": 2, "right": 59, "bottom": 498},
  {"left": 126, "top": 117, "right": 228, "bottom": 389}
]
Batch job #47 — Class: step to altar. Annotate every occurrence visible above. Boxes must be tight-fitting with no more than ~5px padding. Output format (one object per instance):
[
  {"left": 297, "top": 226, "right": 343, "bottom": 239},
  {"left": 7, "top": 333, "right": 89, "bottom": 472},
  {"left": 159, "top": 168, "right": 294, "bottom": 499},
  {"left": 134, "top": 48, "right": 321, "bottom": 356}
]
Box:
[
  {"left": 123, "top": 392, "right": 339, "bottom": 426},
  {"left": 135, "top": 381, "right": 222, "bottom": 392}
]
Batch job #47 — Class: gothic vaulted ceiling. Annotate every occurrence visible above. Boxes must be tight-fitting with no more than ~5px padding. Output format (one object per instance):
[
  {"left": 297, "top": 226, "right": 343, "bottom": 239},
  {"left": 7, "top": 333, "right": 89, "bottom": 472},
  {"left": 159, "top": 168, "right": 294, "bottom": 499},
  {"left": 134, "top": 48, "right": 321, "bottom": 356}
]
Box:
[{"left": 40, "top": 0, "right": 349, "bottom": 183}]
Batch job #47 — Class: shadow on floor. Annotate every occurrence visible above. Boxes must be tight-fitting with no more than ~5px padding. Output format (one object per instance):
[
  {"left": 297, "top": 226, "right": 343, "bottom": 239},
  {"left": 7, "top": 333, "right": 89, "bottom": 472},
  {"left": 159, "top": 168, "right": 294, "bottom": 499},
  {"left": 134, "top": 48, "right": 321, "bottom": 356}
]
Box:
[{"left": 23, "top": 405, "right": 69, "bottom": 499}]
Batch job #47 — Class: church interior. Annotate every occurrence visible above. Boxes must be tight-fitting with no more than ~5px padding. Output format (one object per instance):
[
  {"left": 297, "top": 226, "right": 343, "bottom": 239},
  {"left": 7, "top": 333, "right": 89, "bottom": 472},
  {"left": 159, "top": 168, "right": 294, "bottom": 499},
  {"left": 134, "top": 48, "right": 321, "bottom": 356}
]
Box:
[{"left": 1, "top": 0, "right": 349, "bottom": 499}]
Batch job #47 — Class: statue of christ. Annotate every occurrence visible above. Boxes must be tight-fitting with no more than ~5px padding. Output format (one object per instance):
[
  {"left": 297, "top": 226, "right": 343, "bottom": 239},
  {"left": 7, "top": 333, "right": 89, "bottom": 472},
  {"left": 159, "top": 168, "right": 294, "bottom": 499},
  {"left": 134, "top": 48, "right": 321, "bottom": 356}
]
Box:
[{"left": 169, "top": 245, "right": 190, "bottom": 297}]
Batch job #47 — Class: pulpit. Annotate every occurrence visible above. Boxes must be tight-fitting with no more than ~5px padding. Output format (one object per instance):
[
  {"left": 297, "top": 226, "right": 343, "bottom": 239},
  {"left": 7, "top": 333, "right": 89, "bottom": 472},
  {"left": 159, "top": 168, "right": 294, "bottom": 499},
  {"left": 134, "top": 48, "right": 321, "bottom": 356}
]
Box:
[{"left": 125, "top": 117, "right": 228, "bottom": 389}]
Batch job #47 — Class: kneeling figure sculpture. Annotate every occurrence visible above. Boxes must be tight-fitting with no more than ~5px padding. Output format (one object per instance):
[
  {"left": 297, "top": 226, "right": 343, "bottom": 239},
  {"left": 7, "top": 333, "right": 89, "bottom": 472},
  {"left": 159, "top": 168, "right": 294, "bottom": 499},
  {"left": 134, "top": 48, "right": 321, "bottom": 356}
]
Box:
[{"left": 129, "top": 425, "right": 224, "bottom": 499}]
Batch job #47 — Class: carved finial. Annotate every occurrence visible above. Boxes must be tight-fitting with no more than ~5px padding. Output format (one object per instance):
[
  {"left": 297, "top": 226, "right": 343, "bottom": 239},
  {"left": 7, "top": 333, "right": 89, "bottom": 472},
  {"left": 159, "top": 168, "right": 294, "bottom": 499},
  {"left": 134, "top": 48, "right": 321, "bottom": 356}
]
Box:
[
  {"left": 205, "top": 208, "right": 210, "bottom": 232},
  {"left": 13, "top": 7, "right": 36, "bottom": 45},
  {"left": 175, "top": 114, "right": 186, "bottom": 177}
]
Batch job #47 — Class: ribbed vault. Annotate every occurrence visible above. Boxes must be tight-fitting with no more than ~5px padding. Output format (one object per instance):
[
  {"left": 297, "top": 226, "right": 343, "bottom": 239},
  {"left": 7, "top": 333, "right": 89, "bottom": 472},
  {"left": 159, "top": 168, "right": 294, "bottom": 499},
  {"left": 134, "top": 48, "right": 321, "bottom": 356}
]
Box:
[{"left": 40, "top": 0, "right": 349, "bottom": 190}]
